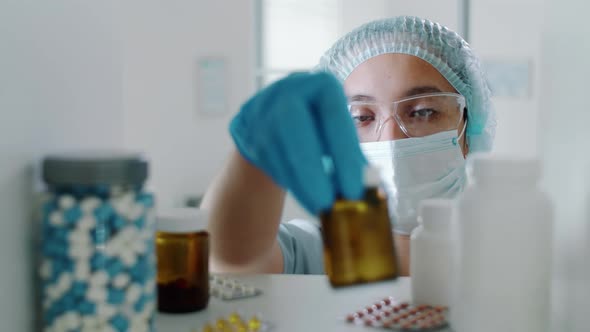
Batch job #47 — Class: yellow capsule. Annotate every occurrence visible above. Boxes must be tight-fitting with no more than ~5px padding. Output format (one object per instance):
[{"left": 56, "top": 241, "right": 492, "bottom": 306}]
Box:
[
  {"left": 248, "top": 316, "right": 262, "bottom": 331},
  {"left": 236, "top": 323, "right": 248, "bottom": 332},
  {"left": 228, "top": 312, "right": 242, "bottom": 324},
  {"left": 201, "top": 323, "right": 214, "bottom": 332},
  {"left": 216, "top": 319, "right": 229, "bottom": 330}
]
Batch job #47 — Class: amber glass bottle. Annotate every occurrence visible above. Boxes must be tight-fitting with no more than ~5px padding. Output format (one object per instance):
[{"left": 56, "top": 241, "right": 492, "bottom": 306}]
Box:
[
  {"left": 156, "top": 209, "right": 209, "bottom": 313},
  {"left": 321, "top": 166, "right": 398, "bottom": 286}
]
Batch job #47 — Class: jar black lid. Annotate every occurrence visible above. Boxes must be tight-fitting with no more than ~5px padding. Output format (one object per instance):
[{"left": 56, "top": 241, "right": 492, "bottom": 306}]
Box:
[{"left": 42, "top": 152, "right": 148, "bottom": 187}]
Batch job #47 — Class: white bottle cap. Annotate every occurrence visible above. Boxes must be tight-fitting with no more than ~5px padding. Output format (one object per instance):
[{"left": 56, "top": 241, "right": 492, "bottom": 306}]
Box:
[
  {"left": 467, "top": 153, "right": 541, "bottom": 183},
  {"left": 418, "top": 199, "right": 454, "bottom": 229},
  {"left": 157, "top": 208, "right": 209, "bottom": 233},
  {"left": 364, "top": 165, "right": 382, "bottom": 187}
]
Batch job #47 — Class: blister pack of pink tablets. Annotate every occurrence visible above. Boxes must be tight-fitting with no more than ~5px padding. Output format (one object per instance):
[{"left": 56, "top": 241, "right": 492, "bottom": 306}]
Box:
[{"left": 344, "top": 296, "right": 448, "bottom": 331}]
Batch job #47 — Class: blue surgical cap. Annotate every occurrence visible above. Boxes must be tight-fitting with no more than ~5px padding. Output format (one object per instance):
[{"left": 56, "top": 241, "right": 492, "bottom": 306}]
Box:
[{"left": 316, "top": 16, "right": 495, "bottom": 153}]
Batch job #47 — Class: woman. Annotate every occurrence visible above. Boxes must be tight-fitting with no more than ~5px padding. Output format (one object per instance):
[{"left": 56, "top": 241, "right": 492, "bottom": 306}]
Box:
[{"left": 201, "top": 16, "right": 495, "bottom": 276}]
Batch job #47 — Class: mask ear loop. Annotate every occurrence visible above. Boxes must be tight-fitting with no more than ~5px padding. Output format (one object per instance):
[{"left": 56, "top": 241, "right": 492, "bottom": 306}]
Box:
[{"left": 453, "top": 119, "right": 468, "bottom": 146}]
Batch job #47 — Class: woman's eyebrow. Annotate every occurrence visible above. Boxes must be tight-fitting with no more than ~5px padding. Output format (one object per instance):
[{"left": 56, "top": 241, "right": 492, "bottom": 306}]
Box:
[
  {"left": 403, "top": 86, "right": 443, "bottom": 97},
  {"left": 348, "top": 86, "right": 444, "bottom": 103},
  {"left": 347, "top": 94, "right": 376, "bottom": 102}
]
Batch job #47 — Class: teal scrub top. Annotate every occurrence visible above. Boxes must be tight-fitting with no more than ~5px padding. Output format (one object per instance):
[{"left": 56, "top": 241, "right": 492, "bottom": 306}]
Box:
[{"left": 277, "top": 219, "right": 325, "bottom": 274}]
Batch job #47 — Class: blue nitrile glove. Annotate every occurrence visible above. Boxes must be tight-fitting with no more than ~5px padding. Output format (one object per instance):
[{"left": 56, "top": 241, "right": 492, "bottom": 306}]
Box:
[{"left": 230, "top": 72, "right": 367, "bottom": 215}]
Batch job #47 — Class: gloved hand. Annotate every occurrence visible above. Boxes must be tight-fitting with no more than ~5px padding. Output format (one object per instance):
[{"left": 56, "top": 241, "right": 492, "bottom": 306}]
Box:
[{"left": 230, "top": 72, "right": 366, "bottom": 214}]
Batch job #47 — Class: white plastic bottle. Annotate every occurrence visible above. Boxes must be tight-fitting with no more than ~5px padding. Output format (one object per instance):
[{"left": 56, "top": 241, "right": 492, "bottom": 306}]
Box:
[
  {"left": 451, "top": 154, "right": 553, "bottom": 332},
  {"left": 410, "top": 199, "right": 453, "bottom": 307}
]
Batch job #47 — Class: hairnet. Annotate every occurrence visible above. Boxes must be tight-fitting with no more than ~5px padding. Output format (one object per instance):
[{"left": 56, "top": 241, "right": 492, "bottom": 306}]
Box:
[{"left": 316, "top": 16, "right": 495, "bottom": 152}]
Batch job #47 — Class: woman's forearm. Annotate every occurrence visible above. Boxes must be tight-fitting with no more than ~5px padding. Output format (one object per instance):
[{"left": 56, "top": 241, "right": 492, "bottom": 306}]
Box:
[
  {"left": 201, "top": 149, "right": 412, "bottom": 276},
  {"left": 201, "top": 150, "right": 286, "bottom": 273}
]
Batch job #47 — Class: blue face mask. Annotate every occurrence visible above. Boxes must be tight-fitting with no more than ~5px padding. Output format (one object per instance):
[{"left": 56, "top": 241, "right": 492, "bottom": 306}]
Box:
[{"left": 360, "top": 129, "right": 467, "bottom": 234}]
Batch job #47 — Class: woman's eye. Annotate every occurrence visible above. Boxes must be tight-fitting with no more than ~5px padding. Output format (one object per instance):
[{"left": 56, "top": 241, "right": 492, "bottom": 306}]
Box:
[
  {"left": 349, "top": 105, "right": 376, "bottom": 126},
  {"left": 409, "top": 108, "right": 436, "bottom": 118},
  {"left": 352, "top": 114, "right": 375, "bottom": 126}
]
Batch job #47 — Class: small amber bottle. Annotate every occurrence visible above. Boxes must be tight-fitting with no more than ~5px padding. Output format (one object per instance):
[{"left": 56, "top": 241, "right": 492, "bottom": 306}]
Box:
[
  {"left": 321, "top": 166, "right": 398, "bottom": 287},
  {"left": 156, "top": 209, "right": 210, "bottom": 313}
]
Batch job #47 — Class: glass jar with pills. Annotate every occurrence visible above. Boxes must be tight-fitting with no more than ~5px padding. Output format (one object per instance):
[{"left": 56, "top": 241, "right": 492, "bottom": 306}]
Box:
[
  {"left": 156, "top": 208, "right": 209, "bottom": 313},
  {"left": 39, "top": 152, "right": 156, "bottom": 332}
]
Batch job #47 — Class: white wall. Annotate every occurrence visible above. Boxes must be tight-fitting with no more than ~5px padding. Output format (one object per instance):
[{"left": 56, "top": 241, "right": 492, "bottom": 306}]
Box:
[
  {"left": 340, "top": 0, "right": 459, "bottom": 33},
  {"left": 0, "top": 0, "right": 124, "bottom": 330},
  {"left": 121, "top": 0, "right": 256, "bottom": 209},
  {"left": 387, "top": 0, "right": 459, "bottom": 31},
  {"left": 470, "top": 0, "right": 543, "bottom": 157},
  {"left": 539, "top": 0, "right": 590, "bottom": 330}
]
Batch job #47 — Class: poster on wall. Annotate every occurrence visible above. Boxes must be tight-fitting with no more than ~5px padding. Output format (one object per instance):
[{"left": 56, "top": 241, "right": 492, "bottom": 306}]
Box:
[
  {"left": 481, "top": 59, "right": 532, "bottom": 99},
  {"left": 196, "top": 57, "right": 228, "bottom": 115}
]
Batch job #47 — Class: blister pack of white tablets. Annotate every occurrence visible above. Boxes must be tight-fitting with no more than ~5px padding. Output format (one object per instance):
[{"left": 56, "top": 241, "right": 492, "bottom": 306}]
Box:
[{"left": 209, "top": 275, "right": 262, "bottom": 301}]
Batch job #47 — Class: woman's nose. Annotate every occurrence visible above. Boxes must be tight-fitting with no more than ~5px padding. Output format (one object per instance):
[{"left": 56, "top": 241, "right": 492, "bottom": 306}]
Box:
[{"left": 377, "top": 116, "right": 408, "bottom": 141}]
